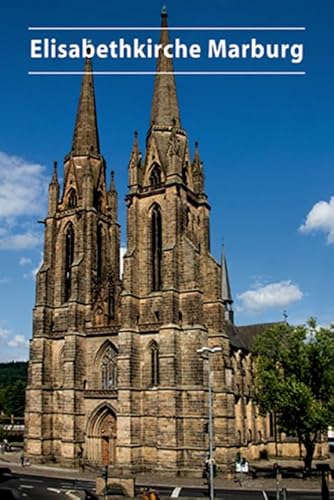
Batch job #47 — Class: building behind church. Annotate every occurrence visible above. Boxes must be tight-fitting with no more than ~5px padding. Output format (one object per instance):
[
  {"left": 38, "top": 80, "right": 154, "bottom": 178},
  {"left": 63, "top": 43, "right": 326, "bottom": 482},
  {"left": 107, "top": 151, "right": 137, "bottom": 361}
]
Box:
[{"left": 25, "top": 10, "right": 321, "bottom": 474}]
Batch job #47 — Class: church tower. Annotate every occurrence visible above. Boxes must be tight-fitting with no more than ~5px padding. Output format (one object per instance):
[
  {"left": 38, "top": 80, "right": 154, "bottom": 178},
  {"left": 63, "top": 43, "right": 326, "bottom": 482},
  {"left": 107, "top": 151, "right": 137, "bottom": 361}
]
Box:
[
  {"left": 25, "top": 59, "right": 121, "bottom": 465},
  {"left": 117, "top": 8, "right": 235, "bottom": 473}
]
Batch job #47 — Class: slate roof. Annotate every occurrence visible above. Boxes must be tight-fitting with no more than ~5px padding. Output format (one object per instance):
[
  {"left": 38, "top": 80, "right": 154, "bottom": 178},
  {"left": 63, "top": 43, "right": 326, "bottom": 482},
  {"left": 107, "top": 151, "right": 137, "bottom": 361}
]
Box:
[{"left": 225, "top": 322, "right": 281, "bottom": 352}]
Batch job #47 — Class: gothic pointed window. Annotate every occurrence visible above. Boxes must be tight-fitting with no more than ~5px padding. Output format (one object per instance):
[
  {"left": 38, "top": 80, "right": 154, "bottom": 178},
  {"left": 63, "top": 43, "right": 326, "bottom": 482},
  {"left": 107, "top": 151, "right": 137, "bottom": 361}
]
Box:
[
  {"left": 150, "top": 342, "right": 160, "bottom": 387},
  {"left": 182, "top": 165, "right": 188, "bottom": 185},
  {"left": 101, "top": 345, "right": 117, "bottom": 390},
  {"left": 150, "top": 164, "right": 161, "bottom": 188},
  {"left": 64, "top": 223, "right": 74, "bottom": 302},
  {"left": 67, "top": 189, "right": 77, "bottom": 209},
  {"left": 108, "top": 281, "right": 115, "bottom": 320},
  {"left": 151, "top": 205, "right": 162, "bottom": 291},
  {"left": 93, "top": 190, "right": 103, "bottom": 211},
  {"left": 96, "top": 223, "right": 103, "bottom": 286}
]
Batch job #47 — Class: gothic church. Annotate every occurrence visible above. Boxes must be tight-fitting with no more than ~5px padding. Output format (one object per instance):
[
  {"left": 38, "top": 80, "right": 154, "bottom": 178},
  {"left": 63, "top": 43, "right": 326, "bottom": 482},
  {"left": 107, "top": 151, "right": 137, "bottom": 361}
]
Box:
[{"left": 25, "top": 10, "right": 302, "bottom": 474}]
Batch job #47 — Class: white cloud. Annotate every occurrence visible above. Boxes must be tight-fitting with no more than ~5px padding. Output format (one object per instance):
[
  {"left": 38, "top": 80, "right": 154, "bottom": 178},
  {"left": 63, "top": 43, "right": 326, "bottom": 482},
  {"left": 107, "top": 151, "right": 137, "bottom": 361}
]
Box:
[
  {"left": 0, "top": 328, "right": 10, "bottom": 340},
  {"left": 0, "top": 231, "right": 41, "bottom": 250},
  {"left": 0, "top": 152, "right": 47, "bottom": 218},
  {"left": 0, "top": 328, "right": 29, "bottom": 360},
  {"left": 24, "top": 252, "right": 43, "bottom": 279},
  {"left": 237, "top": 280, "right": 303, "bottom": 312},
  {"left": 0, "top": 151, "right": 47, "bottom": 250},
  {"left": 19, "top": 256, "right": 32, "bottom": 266},
  {"left": 300, "top": 196, "right": 334, "bottom": 244},
  {"left": 7, "top": 335, "right": 28, "bottom": 348}
]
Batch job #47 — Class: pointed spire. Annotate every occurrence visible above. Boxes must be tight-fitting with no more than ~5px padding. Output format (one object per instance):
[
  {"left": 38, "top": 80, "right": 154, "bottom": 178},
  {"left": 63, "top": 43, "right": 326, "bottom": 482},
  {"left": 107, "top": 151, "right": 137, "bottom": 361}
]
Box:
[
  {"left": 221, "top": 244, "right": 234, "bottom": 323},
  {"left": 194, "top": 141, "right": 200, "bottom": 165},
  {"left": 192, "top": 141, "right": 205, "bottom": 194},
  {"left": 48, "top": 161, "right": 59, "bottom": 215},
  {"left": 128, "top": 131, "right": 142, "bottom": 189},
  {"left": 150, "top": 8, "right": 181, "bottom": 128},
  {"left": 50, "top": 161, "right": 59, "bottom": 185},
  {"left": 71, "top": 58, "right": 100, "bottom": 156},
  {"left": 108, "top": 170, "right": 118, "bottom": 221},
  {"left": 109, "top": 170, "right": 116, "bottom": 192},
  {"left": 131, "top": 130, "right": 139, "bottom": 156}
]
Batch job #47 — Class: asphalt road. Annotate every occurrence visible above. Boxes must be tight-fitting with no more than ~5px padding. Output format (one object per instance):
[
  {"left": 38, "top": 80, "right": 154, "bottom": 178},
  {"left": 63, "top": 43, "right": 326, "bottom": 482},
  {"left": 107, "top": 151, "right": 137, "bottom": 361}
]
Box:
[
  {"left": 0, "top": 468, "right": 330, "bottom": 499},
  {"left": 0, "top": 468, "right": 95, "bottom": 498}
]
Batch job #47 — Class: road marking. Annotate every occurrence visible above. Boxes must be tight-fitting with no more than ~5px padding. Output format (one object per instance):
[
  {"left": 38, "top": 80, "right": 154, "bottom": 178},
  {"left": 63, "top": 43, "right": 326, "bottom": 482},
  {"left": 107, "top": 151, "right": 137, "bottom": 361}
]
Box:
[
  {"left": 262, "top": 491, "right": 268, "bottom": 500},
  {"left": 171, "top": 487, "right": 182, "bottom": 497},
  {"left": 47, "top": 488, "right": 62, "bottom": 493},
  {"left": 21, "top": 484, "right": 34, "bottom": 489},
  {"left": 19, "top": 478, "right": 44, "bottom": 483}
]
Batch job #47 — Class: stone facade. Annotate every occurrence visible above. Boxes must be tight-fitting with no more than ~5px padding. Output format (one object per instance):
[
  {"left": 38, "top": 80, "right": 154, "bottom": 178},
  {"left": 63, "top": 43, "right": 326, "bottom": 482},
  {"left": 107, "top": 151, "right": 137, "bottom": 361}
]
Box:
[{"left": 25, "top": 11, "right": 322, "bottom": 474}]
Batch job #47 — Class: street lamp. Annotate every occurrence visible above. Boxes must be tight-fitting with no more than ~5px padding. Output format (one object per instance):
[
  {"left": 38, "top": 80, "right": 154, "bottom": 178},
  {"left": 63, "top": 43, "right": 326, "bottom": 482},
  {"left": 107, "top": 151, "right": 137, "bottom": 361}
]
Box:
[{"left": 197, "top": 346, "right": 222, "bottom": 500}]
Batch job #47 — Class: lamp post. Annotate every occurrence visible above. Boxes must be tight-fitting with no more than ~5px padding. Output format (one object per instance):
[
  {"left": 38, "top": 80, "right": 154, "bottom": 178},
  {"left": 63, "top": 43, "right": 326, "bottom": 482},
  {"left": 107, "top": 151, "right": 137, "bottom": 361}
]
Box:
[{"left": 197, "top": 346, "right": 222, "bottom": 500}]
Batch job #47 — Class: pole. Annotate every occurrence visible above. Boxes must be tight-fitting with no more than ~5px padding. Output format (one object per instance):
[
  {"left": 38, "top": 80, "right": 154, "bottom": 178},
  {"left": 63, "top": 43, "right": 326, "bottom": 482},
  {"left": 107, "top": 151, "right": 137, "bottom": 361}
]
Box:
[
  {"left": 276, "top": 468, "right": 280, "bottom": 500},
  {"left": 207, "top": 353, "right": 214, "bottom": 500},
  {"left": 274, "top": 412, "right": 278, "bottom": 457},
  {"left": 104, "top": 464, "right": 108, "bottom": 499},
  {"left": 197, "top": 346, "right": 221, "bottom": 500}
]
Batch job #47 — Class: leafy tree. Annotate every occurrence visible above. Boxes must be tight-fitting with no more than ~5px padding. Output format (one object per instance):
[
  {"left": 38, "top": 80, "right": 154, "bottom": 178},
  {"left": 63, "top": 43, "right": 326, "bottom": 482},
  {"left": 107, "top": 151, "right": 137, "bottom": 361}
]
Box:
[
  {"left": 0, "top": 362, "right": 27, "bottom": 417},
  {"left": 253, "top": 318, "right": 334, "bottom": 471},
  {"left": 3, "top": 379, "right": 26, "bottom": 417},
  {"left": 0, "top": 362, "right": 27, "bottom": 386}
]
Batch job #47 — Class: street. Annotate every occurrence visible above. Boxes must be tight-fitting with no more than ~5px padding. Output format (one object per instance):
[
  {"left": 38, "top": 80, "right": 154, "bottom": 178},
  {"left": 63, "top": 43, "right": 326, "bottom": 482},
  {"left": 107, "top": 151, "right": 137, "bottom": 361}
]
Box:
[{"left": 0, "top": 467, "right": 330, "bottom": 499}]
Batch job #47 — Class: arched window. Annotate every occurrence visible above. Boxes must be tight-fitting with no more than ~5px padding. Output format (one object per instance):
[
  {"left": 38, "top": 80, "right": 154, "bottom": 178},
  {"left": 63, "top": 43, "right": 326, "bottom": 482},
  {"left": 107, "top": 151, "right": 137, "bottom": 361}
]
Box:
[
  {"left": 150, "top": 342, "right": 160, "bottom": 387},
  {"left": 108, "top": 283, "right": 115, "bottom": 320},
  {"left": 96, "top": 223, "right": 103, "bottom": 285},
  {"left": 150, "top": 165, "right": 161, "bottom": 188},
  {"left": 182, "top": 165, "right": 188, "bottom": 185},
  {"left": 67, "top": 189, "right": 77, "bottom": 209},
  {"left": 151, "top": 205, "right": 162, "bottom": 291},
  {"left": 94, "top": 190, "right": 103, "bottom": 211},
  {"left": 101, "top": 345, "right": 117, "bottom": 390},
  {"left": 64, "top": 223, "right": 74, "bottom": 302}
]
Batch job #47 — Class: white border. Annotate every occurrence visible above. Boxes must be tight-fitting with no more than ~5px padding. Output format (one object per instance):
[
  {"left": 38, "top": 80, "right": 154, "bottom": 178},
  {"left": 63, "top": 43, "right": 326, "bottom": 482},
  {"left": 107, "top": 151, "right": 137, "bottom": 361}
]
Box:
[{"left": 28, "top": 26, "right": 306, "bottom": 31}]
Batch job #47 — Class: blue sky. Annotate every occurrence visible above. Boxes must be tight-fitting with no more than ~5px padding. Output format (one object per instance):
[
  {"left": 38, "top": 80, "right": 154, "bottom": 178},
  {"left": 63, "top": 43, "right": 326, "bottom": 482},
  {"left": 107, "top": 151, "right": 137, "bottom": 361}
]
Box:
[{"left": 0, "top": 0, "right": 333, "bottom": 362}]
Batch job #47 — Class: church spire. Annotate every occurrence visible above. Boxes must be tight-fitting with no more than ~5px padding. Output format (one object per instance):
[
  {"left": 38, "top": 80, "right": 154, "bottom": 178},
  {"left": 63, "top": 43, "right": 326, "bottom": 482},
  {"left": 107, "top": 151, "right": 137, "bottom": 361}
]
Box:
[
  {"left": 71, "top": 58, "right": 100, "bottom": 156},
  {"left": 150, "top": 7, "right": 181, "bottom": 128},
  {"left": 50, "top": 160, "right": 59, "bottom": 186},
  {"left": 221, "top": 244, "right": 234, "bottom": 323},
  {"left": 48, "top": 160, "right": 59, "bottom": 216}
]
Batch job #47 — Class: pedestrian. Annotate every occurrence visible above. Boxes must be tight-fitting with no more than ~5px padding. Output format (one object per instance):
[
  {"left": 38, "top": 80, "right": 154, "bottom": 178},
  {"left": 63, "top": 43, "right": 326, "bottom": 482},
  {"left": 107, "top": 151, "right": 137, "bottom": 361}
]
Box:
[
  {"left": 20, "top": 453, "right": 25, "bottom": 467},
  {"left": 149, "top": 488, "right": 159, "bottom": 500},
  {"left": 139, "top": 487, "right": 149, "bottom": 500}
]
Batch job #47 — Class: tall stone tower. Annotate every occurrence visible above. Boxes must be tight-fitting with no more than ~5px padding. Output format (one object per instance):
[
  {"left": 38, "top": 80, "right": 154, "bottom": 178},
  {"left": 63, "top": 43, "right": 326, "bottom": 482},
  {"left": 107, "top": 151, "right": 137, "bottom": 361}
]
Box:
[
  {"left": 25, "top": 8, "right": 282, "bottom": 474},
  {"left": 25, "top": 58, "right": 121, "bottom": 465},
  {"left": 116, "top": 8, "right": 235, "bottom": 474}
]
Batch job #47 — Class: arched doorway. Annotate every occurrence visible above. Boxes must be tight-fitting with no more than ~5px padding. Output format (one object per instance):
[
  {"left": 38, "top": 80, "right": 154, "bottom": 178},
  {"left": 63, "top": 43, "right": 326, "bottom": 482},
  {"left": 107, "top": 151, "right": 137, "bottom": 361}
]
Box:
[
  {"left": 86, "top": 405, "right": 117, "bottom": 465},
  {"left": 100, "top": 412, "right": 116, "bottom": 465}
]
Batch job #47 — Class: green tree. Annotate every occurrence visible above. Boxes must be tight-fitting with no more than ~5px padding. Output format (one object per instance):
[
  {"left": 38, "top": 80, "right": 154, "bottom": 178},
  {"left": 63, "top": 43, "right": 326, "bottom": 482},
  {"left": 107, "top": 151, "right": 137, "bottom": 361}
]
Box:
[
  {"left": 3, "top": 379, "right": 26, "bottom": 417},
  {"left": 253, "top": 318, "right": 334, "bottom": 471}
]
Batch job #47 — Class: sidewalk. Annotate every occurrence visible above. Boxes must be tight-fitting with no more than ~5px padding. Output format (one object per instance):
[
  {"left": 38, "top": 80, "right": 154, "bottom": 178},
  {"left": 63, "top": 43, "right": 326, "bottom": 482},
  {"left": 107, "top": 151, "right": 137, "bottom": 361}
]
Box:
[{"left": 0, "top": 450, "right": 333, "bottom": 493}]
